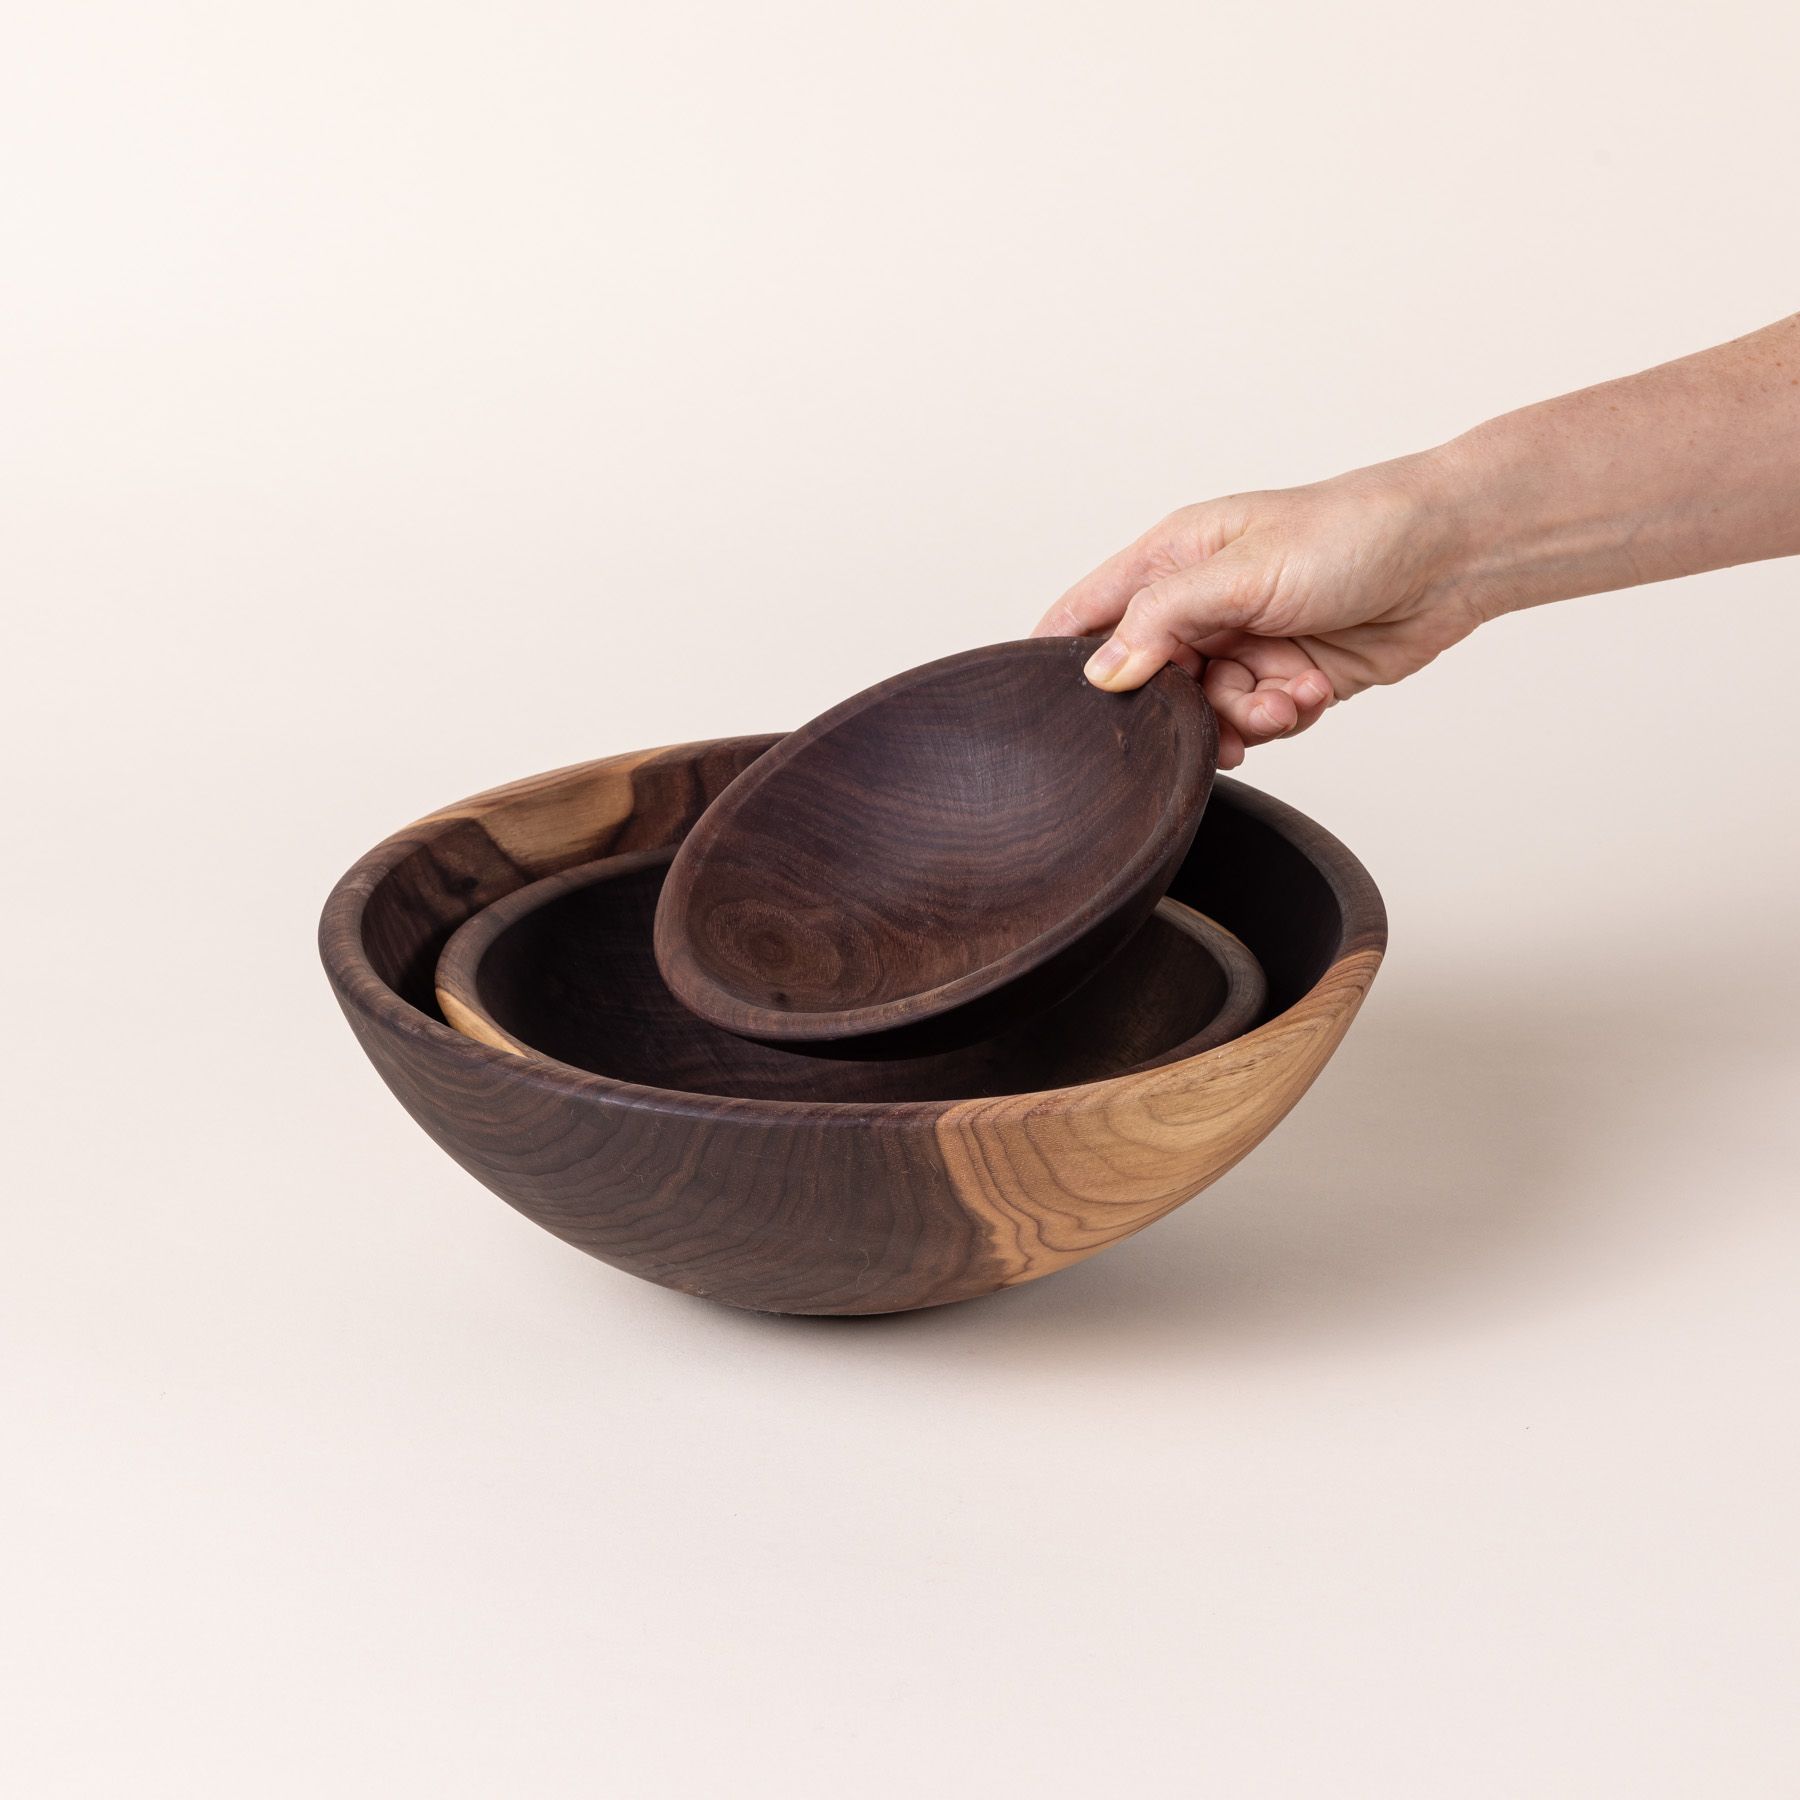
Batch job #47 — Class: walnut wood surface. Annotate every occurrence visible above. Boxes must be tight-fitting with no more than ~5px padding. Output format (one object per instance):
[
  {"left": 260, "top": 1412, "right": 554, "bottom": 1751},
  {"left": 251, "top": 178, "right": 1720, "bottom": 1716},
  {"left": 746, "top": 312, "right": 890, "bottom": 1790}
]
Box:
[
  {"left": 434, "top": 848, "right": 1267, "bottom": 1104},
  {"left": 653, "top": 638, "right": 1218, "bottom": 1054},
  {"left": 319, "top": 735, "right": 1385, "bottom": 1316}
]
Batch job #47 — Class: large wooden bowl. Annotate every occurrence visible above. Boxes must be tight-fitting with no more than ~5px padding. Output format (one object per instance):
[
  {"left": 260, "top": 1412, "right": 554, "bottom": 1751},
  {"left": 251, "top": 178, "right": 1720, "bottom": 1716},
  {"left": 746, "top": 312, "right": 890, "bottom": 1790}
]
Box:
[
  {"left": 319, "top": 736, "right": 1385, "bottom": 1316},
  {"left": 654, "top": 639, "right": 1217, "bottom": 1054},
  {"left": 433, "top": 848, "right": 1267, "bottom": 1104}
]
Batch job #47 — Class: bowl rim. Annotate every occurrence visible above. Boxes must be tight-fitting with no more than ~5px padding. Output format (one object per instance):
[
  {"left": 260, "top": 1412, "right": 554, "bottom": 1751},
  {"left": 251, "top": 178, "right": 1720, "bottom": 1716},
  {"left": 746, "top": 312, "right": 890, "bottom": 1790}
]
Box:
[
  {"left": 650, "top": 637, "right": 1217, "bottom": 1044},
  {"left": 319, "top": 734, "right": 1385, "bottom": 1131},
  {"left": 432, "top": 844, "right": 1267, "bottom": 1096}
]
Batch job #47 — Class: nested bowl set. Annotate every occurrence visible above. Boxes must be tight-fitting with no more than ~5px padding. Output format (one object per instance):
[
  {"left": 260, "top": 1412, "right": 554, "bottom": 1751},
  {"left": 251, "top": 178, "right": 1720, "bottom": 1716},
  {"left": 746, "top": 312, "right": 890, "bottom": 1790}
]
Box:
[{"left": 320, "top": 637, "right": 1386, "bottom": 1315}]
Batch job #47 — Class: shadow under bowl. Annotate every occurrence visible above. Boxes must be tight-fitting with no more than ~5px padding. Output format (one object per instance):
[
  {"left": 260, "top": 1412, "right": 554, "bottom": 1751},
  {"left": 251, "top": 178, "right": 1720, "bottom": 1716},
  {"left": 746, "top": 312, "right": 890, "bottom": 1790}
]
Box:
[
  {"left": 435, "top": 847, "right": 1267, "bottom": 1104},
  {"left": 320, "top": 735, "right": 1385, "bottom": 1316},
  {"left": 653, "top": 638, "right": 1217, "bottom": 1055}
]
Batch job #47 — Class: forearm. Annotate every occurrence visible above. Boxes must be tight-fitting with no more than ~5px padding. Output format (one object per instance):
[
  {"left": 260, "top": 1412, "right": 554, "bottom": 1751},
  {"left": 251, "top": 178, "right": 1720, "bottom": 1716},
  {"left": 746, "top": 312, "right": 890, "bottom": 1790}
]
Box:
[{"left": 1421, "top": 313, "right": 1800, "bottom": 620}]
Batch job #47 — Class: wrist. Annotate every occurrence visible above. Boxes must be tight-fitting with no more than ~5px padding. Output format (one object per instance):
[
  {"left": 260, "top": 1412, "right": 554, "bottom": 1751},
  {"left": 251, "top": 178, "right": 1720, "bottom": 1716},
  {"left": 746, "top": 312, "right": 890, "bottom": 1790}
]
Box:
[
  {"left": 1406, "top": 433, "right": 1515, "bottom": 624},
  {"left": 1337, "top": 443, "right": 1512, "bottom": 627},
  {"left": 1398, "top": 424, "right": 1612, "bottom": 625}
]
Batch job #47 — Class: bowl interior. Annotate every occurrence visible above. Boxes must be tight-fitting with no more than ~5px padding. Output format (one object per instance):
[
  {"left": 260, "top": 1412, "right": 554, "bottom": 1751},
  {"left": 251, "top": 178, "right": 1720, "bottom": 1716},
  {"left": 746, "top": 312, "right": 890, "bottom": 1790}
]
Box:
[
  {"left": 329, "top": 735, "right": 1382, "bottom": 1115},
  {"left": 438, "top": 847, "right": 1265, "bottom": 1104},
  {"left": 657, "top": 640, "right": 1213, "bottom": 1028}
]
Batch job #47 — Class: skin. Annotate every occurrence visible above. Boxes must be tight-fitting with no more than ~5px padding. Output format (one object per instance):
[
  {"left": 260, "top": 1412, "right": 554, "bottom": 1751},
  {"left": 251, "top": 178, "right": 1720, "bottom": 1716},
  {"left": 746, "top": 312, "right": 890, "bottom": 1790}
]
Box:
[{"left": 1035, "top": 313, "right": 1800, "bottom": 767}]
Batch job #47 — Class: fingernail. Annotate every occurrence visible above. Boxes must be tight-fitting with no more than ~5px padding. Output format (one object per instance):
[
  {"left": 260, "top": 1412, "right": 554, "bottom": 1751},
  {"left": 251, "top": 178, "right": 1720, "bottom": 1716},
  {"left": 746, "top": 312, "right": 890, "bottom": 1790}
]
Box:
[
  {"left": 1253, "top": 701, "right": 1283, "bottom": 732},
  {"left": 1084, "top": 638, "right": 1128, "bottom": 685},
  {"left": 1295, "top": 675, "right": 1326, "bottom": 706}
]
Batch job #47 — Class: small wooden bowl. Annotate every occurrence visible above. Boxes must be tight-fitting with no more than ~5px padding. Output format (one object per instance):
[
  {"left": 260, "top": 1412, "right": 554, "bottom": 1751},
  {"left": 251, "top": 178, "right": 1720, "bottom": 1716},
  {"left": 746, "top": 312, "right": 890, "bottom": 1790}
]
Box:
[
  {"left": 320, "top": 735, "right": 1385, "bottom": 1316},
  {"left": 434, "top": 849, "right": 1266, "bottom": 1104},
  {"left": 654, "top": 638, "right": 1218, "bottom": 1054}
]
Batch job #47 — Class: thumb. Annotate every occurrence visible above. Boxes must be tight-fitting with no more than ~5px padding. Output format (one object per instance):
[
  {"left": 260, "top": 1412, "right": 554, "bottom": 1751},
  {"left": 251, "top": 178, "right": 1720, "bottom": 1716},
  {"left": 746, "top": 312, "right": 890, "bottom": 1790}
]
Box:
[{"left": 1082, "top": 551, "right": 1260, "bottom": 691}]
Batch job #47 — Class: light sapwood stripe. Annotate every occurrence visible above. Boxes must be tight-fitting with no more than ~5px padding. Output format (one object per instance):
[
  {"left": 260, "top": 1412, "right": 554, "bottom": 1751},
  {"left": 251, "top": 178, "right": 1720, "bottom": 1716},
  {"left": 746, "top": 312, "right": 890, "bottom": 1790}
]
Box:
[
  {"left": 437, "top": 987, "right": 524, "bottom": 1059},
  {"left": 934, "top": 948, "right": 1383, "bottom": 1286},
  {"left": 415, "top": 739, "right": 761, "bottom": 875}
]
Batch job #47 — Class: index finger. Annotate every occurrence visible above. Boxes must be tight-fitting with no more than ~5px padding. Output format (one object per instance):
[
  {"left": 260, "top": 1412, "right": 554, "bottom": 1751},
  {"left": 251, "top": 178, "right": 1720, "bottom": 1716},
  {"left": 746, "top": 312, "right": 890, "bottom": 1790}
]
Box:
[{"left": 1031, "top": 537, "right": 1159, "bottom": 638}]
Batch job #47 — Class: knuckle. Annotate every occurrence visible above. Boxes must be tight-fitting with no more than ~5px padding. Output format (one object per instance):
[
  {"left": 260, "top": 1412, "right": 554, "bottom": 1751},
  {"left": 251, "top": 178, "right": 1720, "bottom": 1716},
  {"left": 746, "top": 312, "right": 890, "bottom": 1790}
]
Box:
[
  {"left": 1123, "top": 584, "right": 1173, "bottom": 629},
  {"left": 1214, "top": 590, "right": 1258, "bottom": 632}
]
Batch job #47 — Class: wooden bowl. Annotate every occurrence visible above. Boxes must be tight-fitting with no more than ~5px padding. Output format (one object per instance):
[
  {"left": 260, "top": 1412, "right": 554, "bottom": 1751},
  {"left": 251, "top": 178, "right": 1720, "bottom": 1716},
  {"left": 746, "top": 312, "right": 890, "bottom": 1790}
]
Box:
[
  {"left": 319, "top": 736, "right": 1385, "bottom": 1317},
  {"left": 434, "top": 848, "right": 1267, "bottom": 1104},
  {"left": 653, "top": 638, "right": 1218, "bottom": 1054}
]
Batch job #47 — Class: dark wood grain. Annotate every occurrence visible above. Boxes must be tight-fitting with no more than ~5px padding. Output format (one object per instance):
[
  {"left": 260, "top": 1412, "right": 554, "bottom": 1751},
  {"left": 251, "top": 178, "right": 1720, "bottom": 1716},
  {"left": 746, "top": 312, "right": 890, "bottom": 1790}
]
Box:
[
  {"left": 653, "top": 638, "right": 1218, "bottom": 1054},
  {"left": 320, "top": 736, "right": 1385, "bottom": 1316},
  {"left": 435, "top": 848, "right": 1267, "bottom": 1103}
]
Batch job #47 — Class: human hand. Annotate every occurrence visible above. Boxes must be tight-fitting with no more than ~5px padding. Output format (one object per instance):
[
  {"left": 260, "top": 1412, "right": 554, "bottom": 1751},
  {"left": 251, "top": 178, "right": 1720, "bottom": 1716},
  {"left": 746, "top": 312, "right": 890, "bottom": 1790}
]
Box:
[{"left": 1032, "top": 454, "right": 1484, "bottom": 767}]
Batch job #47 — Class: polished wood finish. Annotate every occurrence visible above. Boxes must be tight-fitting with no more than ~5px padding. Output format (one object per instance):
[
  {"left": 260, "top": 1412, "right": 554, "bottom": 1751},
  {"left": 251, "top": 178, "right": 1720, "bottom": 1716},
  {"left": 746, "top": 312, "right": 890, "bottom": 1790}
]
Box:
[
  {"left": 654, "top": 638, "right": 1218, "bottom": 1054},
  {"left": 320, "top": 736, "right": 1385, "bottom": 1316},
  {"left": 435, "top": 848, "right": 1267, "bottom": 1104}
]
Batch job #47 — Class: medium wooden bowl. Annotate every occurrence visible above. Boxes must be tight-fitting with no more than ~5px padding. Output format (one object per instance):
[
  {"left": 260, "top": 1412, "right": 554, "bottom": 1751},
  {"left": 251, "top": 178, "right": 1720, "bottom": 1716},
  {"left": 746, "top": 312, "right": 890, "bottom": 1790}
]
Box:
[
  {"left": 319, "top": 736, "right": 1385, "bottom": 1317},
  {"left": 433, "top": 848, "right": 1267, "bottom": 1104},
  {"left": 653, "top": 638, "right": 1218, "bottom": 1054}
]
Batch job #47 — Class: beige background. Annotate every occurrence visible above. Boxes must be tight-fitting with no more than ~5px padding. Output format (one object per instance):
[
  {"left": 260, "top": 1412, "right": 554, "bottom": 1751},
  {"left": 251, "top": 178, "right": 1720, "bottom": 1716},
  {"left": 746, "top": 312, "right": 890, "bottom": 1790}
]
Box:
[{"left": 5, "top": 2, "right": 1798, "bottom": 1794}]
